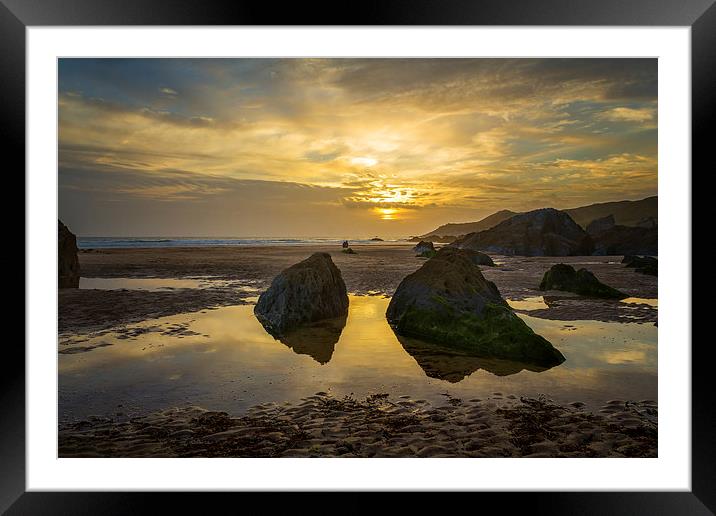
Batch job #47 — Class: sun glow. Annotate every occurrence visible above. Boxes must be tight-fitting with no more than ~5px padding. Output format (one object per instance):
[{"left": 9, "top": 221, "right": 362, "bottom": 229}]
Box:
[
  {"left": 350, "top": 157, "right": 378, "bottom": 167},
  {"left": 58, "top": 59, "right": 658, "bottom": 237},
  {"left": 376, "top": 207, "right": 399, "bottom": 220}
]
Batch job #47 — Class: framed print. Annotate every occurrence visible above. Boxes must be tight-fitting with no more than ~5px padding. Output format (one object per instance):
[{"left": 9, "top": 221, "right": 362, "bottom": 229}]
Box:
[{"left": 6, "top": 0, "right": 711, "bottom": 513}]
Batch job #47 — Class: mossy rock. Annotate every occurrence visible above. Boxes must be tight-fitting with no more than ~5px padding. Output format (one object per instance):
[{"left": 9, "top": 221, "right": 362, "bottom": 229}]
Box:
[
  {"left": 539, "top": 263, "right": 627, "bottom": 299},
  {"left": 387, "top": 247, "right": 564, "bottom": 367},
  {"left": 342, "top": 247, "right": 357, "bottom": 254},
  {"left": 416, "top": 249, "right": 437, "bottom": 259},
  {"left": 395, "top": 302, "right": 564, "bottom": 366}
]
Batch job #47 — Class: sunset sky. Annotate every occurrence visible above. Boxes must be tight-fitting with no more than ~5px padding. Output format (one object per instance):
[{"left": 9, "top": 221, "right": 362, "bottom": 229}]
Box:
[{"left": 58, "top": 58, "right": 657, "bottom": 237}]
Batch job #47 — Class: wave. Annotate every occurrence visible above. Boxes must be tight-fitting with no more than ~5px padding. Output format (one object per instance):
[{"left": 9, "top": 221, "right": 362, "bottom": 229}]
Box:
[{"left": 77, "top": 237, "right": 407, "bottom": 249}]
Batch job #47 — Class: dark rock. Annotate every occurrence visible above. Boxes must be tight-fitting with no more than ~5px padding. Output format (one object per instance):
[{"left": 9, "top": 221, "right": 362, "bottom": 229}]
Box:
[
  {"left": 586, "top": 214, "right": 616, "bottom": 235},
  {"left": 539, "top": 263, "right": 627, "bottom": 299},
  {"left": 450, "top": 208, "right": 593, "bottom": 256},
  {"left": 417, "top": 249, "right": 438, "bottom": 259},
  {"left": 622, "top": 255, "right": 655, "bottom": 266},
  {"left": 370, "top": 237, "right": 384, "bottom": 241},
  {"left": 460, "top": 248, "right": 495, "bottom": 267},
  {"left": 635, "top": 217, "right": 657, "bottom": 229},
  {"left": 58, "top": 220, "right": 80, "bottom": 288},
  {"left": 591, "top": 225, "right": 657, "bottom": 256},
  {"left": 410, "top": 235, "right": 456, "bottom": 243},
  {"left": 342, "top": 247, "right": 357, "bottom": 254},
  {"left": 412, "top": 240, "right": 435, "bottom": 254},
  {"left": 622, "top": 255, "right": 658, "bottom": 276},
  {"left": 564, "top": 195, "right": 657, "bottom": 228},
  {"left": 254, "top": 253, "right": 348, "bottom": 335},
  {"left": 386, "top": 247, "right": 565, "bottom": 366}
]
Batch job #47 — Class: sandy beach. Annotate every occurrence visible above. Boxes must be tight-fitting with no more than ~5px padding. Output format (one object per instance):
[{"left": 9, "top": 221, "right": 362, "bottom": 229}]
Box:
[
  {"left": 61, "top": 244, "right": 657, "bottom": 334},
  {"left": 59, "top": 392, "right": 657, "bottom": 458},
  {"left": 58, "top": 244, "right": 658, "bottom": 458}
]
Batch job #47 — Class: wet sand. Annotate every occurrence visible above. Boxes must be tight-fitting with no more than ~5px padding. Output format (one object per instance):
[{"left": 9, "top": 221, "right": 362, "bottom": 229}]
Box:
[
  {"left": 62, "top": 245, "right": 657, "bottom": 334},
  {"left": 59, "top": 245, "right": 658, "bottom": 458},
  {"left": 59, "top": 391, "right": 657, "bottom": 458}
]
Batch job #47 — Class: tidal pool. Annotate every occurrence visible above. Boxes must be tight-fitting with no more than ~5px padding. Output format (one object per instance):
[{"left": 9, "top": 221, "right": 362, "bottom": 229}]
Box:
[
  {"left": 621, "top": 297, "right": 659, "bottom": 308},
  {"left": 58, "top": 295, "right": 657, "bottom": 422},
  {"left": 79, "top": 277, "right": 260, "bottom": 292},
  {"left": 506, "top": 296, "right": 550, "bottom": 311}
]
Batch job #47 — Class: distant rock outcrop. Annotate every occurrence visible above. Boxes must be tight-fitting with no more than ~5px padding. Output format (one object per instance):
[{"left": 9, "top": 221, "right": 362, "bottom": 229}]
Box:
[
  {"left": 539, "top": 263, "right": 627, "bottom": 299},
  {"left": 409, "top": 235, "right": 457, "bottom": 243},
  {"left": 417, "top": 196, "right": 658, "bottom": 242},
  {"left": 590, "top": 226, "right": 657, "bottom": 256},
  {"left": 450, "top": 208, "right": 594, "bottom": 257},
  {"left": 386, "top": 248, "right": 565, "bottom": 366},
  {"left": 565, "top": 196, "right": 657, "bottom": 228},
  {"left": 586, "top": 214, "right": 616, "bottom": 235},
  {"left": 254, "top": 253, "right": 349, "bottom": 335},
  {"left": 622, "top": 255, "right": 658, "bottom": 276},
  {"left": 419, "top": 209, "right": 517, "bottom": 240},
  {"left": 58, "top": 220, "right": 80, "bottom": 288}
]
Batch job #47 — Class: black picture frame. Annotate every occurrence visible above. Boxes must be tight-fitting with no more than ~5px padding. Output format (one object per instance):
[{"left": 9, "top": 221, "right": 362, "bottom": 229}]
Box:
[{"left": 5, "top": 0, "right": 710, "bottom": 513}]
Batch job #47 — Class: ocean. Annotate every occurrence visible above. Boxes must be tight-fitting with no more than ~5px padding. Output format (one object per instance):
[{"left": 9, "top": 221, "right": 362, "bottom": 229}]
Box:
[{"left": 77, "top": 236, "right": 408, "bottom": 249}]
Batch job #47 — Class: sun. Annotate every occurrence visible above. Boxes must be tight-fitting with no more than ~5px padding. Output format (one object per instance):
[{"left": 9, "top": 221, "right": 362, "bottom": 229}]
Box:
[
  {"left": 350, "top": 157, "right": 378, "bottom": 167},
  {"left": 376, "top": 207, "right": 398, "bottom": 220}
]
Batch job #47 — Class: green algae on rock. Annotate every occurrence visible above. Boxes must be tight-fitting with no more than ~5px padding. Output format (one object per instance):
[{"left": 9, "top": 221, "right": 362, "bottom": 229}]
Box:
[
  {"left": 416, "top": 249, "right": 437, "bottom": 259},
  {"left": 539, "top": 263, "right": 627, "bottom": 299},
  {"left": 386, "top": 248, "right": 565, "bottom": 367}
]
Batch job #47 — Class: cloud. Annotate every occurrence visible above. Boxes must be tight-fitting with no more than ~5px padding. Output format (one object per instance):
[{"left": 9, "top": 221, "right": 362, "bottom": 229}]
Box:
[
  {"left": 58, "top": 58, "right": 658, "bottom": 236},
  {"left": 599, "top": 107, "right": 655, "bottom": 123}
]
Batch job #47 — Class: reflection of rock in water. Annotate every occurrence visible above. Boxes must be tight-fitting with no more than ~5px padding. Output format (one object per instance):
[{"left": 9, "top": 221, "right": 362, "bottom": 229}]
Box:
[
  {"left": 259, "top": 315, "right": 347, "bottom": 364},
  {"left": 396, "top": 333, "right": 555, "bottom": 383}
]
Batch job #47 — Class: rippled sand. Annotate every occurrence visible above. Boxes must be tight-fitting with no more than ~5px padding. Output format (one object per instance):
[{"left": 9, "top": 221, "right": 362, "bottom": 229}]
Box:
[{"left": 59, "top": 392, "right": 657, "bottom": 458}]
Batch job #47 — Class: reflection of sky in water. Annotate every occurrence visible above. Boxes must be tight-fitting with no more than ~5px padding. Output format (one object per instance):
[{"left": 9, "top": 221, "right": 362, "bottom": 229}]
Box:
[
  {"left": 79, "top": 277, "right": 260, "bottom": 292},
  {"left": 506, "top": 296, "right": 549, "bottom": 311},
  {"left": 59, "top": 296, "right": 657, "bottom": 421},
  {"left": 620, "top": 297, "right": 658, "bottom": 308}
]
